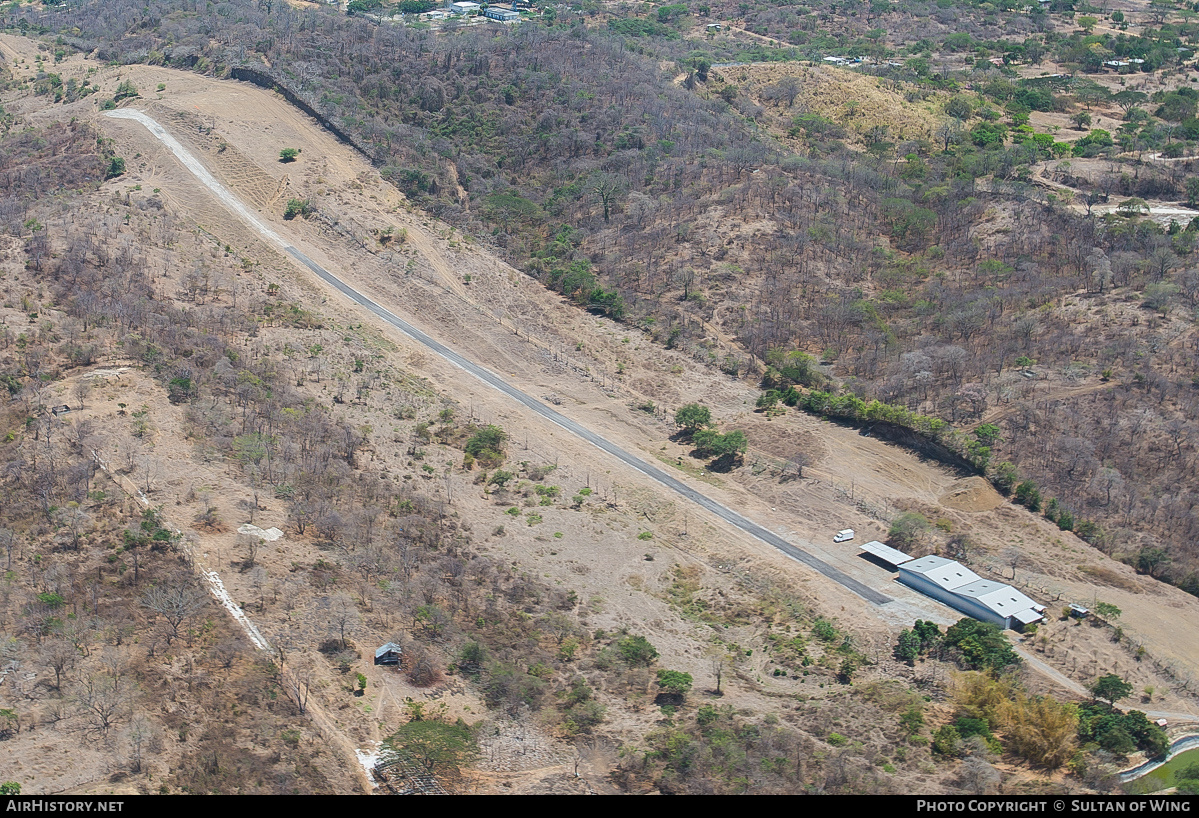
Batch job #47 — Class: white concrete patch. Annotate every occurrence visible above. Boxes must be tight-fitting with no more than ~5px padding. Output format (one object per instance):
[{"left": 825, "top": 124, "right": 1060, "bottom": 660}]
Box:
[
  {"left": 204, "top": 571, "right": 271, "bottom": 651},
  {"left": 355, "top": 744, "right": 383, "bottom": 787},
  {"left": 237, "top": 524, "right": 285, "bottom": 542},
  {"left": 82, "top": 366, "right": 131, "bottom": 380}
]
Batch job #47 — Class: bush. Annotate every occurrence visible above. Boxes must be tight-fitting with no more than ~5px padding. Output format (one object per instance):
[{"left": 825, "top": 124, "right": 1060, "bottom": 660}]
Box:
[
  {"left": 113, "top": 79, "right": 138, "bottom": 101},
  {"left": 279, "top": 147, "right": 301, "bottom": 163},
  {"left": 616, "top": 635, "right": 659, "bottom": 667},
  {"left": 284, "top": 198, "right": 312, "bottom": 220},
  {"left": 933, "top": 725, "right": 961, "bottom": 757},
  {"left": 464, "top": 425, "right": 507, "bottom": 467},
  {"left": 656, "top": 669, "right": 694, "bottom": 698},
  {"left": 1014, "top": 480, "right": 1042, "bottom": 511},
  {"left": 888, "top": 512, "right": 930, "bottom": 550}
]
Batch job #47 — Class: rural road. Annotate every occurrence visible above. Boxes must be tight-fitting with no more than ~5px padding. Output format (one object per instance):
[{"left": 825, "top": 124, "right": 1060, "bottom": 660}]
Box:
[{"left": 104, "top": 107, "right": 892, "bottom": 606}]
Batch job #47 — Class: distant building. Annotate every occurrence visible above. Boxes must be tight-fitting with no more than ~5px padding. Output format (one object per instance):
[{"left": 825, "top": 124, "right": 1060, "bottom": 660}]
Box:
[
  {"left": 450, "top": 1, "right": 480, "bottom": 14},
  {"left": 485, "top": 6, "right": 520, "bottom": 21},
  {"left": 707, "top": 23, "right": 722, "bottom": 31},
  {"left": 899, "top": 555, "right": 1044, "bottom": 631},
  {"left": 374, "top": 642, "right": 403, "bottom": 666}
]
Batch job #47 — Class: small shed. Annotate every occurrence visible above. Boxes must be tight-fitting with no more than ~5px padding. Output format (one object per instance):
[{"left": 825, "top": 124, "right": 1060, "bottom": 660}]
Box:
[
  {"left": 51, "top": 404, "right": 72, "bottom": 416},
  {"left": 859, "top": 540, "right": 914, "bottom": 571},
  {"left": 1069, "top": 604, "right": 1089, "bottom": 619},
  {"left": 374, "top": 642, "right": 403, "bottom": 666}
]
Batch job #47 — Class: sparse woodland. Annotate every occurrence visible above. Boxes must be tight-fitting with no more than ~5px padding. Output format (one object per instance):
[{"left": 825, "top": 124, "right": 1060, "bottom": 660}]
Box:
[
  {"left": 13, "top": 0, "right": 1199, "bottom": 595},
  {"left": 1, "top": 0, "right": 1199, "bottom": 797}
]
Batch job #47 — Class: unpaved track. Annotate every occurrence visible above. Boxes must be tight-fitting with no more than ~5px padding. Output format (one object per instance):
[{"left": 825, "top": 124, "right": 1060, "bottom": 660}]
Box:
[{"left": 105, "top": 107, "right": 891, "bottom": 607}]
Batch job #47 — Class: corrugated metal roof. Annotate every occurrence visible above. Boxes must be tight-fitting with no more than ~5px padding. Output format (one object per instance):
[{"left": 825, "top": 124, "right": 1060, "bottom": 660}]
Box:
[
  {"left": 375, "top": 642, "right": 402, "bottom": 659},
  {"left": 903, "top": 555, "right": 981, "bottom": 590},
  {"left": 859, "top": 540, "right": 914, "bottom": 566},
  {"left": 901, "top": 557, "right": 1043, "bottom": 627}
]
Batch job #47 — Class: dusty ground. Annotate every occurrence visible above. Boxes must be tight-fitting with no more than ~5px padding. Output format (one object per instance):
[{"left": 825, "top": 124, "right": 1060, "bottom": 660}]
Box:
[{"left": 2, "top": 33, "right": 1198, "bottom": 793}]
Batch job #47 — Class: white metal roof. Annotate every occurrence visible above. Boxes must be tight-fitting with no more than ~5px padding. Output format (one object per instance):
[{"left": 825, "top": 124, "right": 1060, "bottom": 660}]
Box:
[
  {"left": 902, "top": 555, "right": 981, "bottom": 590},
  {"left": 860, "top": 540, "right": 914, "bottom": 566},
  {"left": 955, "top": 579, "right": 1039, "bottom": 614}
]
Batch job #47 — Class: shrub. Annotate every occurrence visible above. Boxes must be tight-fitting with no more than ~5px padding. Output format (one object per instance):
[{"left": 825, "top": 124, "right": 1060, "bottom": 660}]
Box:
[
  {"left": 284, "top": 198, "right": 312, "bottom": 220},
  {"left": 616, "top": 635, "right": 659, "bottom": 667},
  {"left": 279, "top": 147, "right": 301, "bottom": 163},
  {"left": 1014, "top": 480, "right": 1042, "bottom": 511}
]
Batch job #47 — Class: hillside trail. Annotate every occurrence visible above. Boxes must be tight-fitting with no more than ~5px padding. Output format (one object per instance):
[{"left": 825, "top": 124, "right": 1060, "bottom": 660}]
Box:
[
  {"left": 85, "top": 421, "right": 375, "bottom": 794},
  {"left": 972, "top": 380, "right": 1112, "bottom": 428}
]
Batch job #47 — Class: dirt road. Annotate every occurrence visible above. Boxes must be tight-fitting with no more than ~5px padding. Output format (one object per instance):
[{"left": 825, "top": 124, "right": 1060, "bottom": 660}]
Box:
[{"left": 107, "top": 107, "right": 891, "bottom": 607}]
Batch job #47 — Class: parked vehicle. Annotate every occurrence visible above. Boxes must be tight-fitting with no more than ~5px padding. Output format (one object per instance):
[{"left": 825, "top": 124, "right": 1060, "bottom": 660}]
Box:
[{"left": 833, "top": 529, "right": 854, "bottom": 543}]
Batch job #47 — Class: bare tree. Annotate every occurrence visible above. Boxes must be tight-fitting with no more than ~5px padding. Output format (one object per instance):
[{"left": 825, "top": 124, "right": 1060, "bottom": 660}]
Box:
[
  {"left": 237, "top": 532, "right": 261, "bottom": 569},
  {"left": 0, "top": 528, "right": 16, "bottom": 571},
  {"left": 958, "top": 755, "right": 1001, "bottom": 794},
  {"left": 140, "top": 581, "right": 208, "bottom": 643},
  {"left": 41, "top": 638, "right": 77, "bottom": 691},
  {"left": 73, "top": 674, "right": 131, "bottom": 735},
  {"left": 326, "top": 592, "right": 360, "bottom": 650},
  {"left": 71, "top": 378, "right": 91, "bottom": 411}
]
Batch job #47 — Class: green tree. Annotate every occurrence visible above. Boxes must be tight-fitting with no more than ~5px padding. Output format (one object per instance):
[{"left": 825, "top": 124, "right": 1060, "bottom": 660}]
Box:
[
  {"left": 1093, "top": 601, "right": 1122, "bottom": 622},
  {"left": 114, "top": 79, "right": 138, "bottom": 100},
  {"left": 0, "top": 782, "right": 18, "bottom": 795},
  {"left": 710, "top": 430, "right": 748, "bottom": 459},
  {"left": 943, "top": 619, "right": 1019, "bottom": 672},
  {"left": 674, "top": 403, "right": 712, "bottom": 433},
  {"left": 945, "top": 95, "right": 973, "bottom": 121},
  {"left": 279, "top": 147, "right": 301, "bottom": 163},
  {"left": 900, "top": 703, "right": 925, "bottom": 737},
  {"left": 989, "top": 461, "right": 1018, "bottom": 494},
  {"left": 465, "top": 425, "right": 507, "bottom": 467},
  {"left": 1089, "top": 674, "right": 1133, "bottom": 709},
  {"left": 105, "top": 156, "right": 126, "bottom": 179},
  {"left": 617, "top": 635, "right": 659, "bottom": 666},
  {"left": 656, "top": 669, "right": 694, "bottom": 698},
  {"left": 933, "top": 724, "right": 962, "bottom": 756},
  {"left": 914, "top": 620, "right": 942, "bottom": 653},
  {"left": 284, "top": 198, "right": 312, "bottom": 220},
  {"left": 383, "top": 720, "right": 477, "bottom": 778},
  {"left": 894, "top": 628, "right": 921, "bottom": 665},
  {"left": 974, "top": 424, "right": 1001, "bottom": 446},
  {"left": 1014, "top": 480, "right": 1042, "bottom": 511},
  {"left": 888, "top": 512, "right": 931, "bottom": 550},
  {"left": 1135, "top": 546, "right": 1172, "bottom": 578}
]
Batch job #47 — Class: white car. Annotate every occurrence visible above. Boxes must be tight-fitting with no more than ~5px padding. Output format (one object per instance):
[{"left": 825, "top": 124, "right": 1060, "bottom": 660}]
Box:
[{"left": 833, "top": 529, "right": 855, "bottom": 543}]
